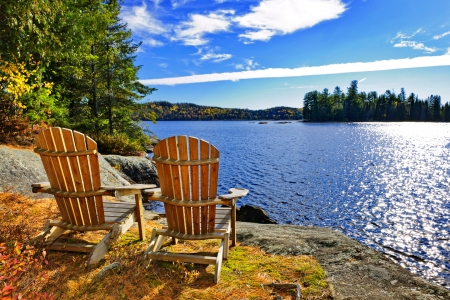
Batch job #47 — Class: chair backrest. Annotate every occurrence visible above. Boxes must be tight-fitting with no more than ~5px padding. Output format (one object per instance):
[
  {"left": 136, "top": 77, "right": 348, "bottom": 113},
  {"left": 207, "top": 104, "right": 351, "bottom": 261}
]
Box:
[
  {"left": 153, "top": 136, "right": 220, "bottom": 235},
  {"left": 35, "top": 127, "right": 105, "bottom": 226}
]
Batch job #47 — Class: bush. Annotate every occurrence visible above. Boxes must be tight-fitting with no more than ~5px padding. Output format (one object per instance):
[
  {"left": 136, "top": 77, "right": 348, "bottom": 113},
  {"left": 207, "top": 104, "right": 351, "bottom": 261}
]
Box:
[{"left": 95, "top": 133, "right": 145, "bottom": 156}]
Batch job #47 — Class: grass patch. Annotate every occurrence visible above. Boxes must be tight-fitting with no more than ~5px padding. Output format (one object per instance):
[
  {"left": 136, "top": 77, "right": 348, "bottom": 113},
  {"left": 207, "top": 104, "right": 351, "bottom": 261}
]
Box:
[{"left": 0, "top": 191, "right": 332, "bottom": 299}]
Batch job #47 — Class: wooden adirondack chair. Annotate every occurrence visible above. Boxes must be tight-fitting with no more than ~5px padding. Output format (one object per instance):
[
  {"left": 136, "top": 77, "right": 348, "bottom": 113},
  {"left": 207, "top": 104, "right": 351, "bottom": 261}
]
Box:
[
  {"left": 31, "top": 127, "right": 156, "bottom": 264},
  {"left": 143, "top": 135, "right": 248, "bottom": 283}
]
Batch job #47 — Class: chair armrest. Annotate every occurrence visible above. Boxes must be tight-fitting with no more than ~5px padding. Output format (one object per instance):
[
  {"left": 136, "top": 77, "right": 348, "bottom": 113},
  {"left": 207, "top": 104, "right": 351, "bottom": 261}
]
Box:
[
  {"left": 218, "top": 188, "right": 249, "bottom": 200},
  {"left": 31, "top": 182, "right": 51, "bottom": 188},
  {"left": 100, "top": 184, "right": 157, "bottom": 197},
  {"left": 143, "top": 188, "right": 162, "bottom": 199},
  {"left": 31, "top": 186, "right": 117, "bottom": 197}
]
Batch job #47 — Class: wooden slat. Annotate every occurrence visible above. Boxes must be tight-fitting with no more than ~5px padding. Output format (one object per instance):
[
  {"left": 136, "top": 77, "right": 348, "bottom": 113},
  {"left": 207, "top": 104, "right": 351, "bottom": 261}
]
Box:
[
  {"left": 43, "top": 128, "right": 65, "bottom": 191},
  {"left": 47, "top": 129, "right": 80, "bottom": 224},
  {"left": 146, "top": 195, "right": 232, "bottom": 207},
  {"left": 158, "top": 140, "right": 176, "bottom": 231},
  {"left": 189, "top": 137, "right": 200, "bottom": 235},
  {"left": 105, "top": 216, "right": 133, "bottom": 223},
  {"left": 209, "top": 145, "right": 219, "bottom": 198},
  {"left": 62, "top": 129, "right": 91, "bottom": 225},
  {"left": 86, "top": 137, "right": 104, "bottom": 224},
  {"left": 147, "top": 252, "right": 216, "bottom": 265},
  {"left": 154, "top": 228, "right": 226, "bottom": 241},
  {"left": 200, "top": 139, "right": 209, "bottom": 234},
  {"left": 152, "top": 156, "right": 219, "bottom": 165},
  {"left": 208, "top": 145, "right": 219, "bottom": 233},
  {"left": 34, "top": 148, "right": 96, "bottom": 157},
  {"left": 48, "top": 220, "right": 114, "bottom": 231},
  {"left": 178, "top": 136, "right": 193, "bottom": 234},
  {"left": 73, "top": 132, "right": 99, "bottom": 225},
  {"left": 169, "top": 136, "right": 185, "bottom": 233},
  {"left": 103, "top": 211, "right": 134, "bottom": 217},
  {"left": 36, "top": 135, "right": 70, "bottom": 224}
]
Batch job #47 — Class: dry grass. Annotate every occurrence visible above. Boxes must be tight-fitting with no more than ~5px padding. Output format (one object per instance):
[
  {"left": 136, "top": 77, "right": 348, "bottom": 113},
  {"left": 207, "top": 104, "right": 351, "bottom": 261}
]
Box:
[{"left": 0, "top": 191, "right": 333, "bottom": 299}]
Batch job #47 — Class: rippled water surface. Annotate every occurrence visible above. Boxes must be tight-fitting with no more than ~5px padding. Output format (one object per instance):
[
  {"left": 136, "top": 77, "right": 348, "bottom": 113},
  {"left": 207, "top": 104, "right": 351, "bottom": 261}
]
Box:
[{"left": 145, "top": 121, "right": 450, "bottom": 288}]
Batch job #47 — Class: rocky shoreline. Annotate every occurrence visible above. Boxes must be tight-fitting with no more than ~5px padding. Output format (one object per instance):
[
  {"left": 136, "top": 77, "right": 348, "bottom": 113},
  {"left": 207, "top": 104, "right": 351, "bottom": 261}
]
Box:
[{"left": 1, "top": 145, "right": 449, "bottom": 299}]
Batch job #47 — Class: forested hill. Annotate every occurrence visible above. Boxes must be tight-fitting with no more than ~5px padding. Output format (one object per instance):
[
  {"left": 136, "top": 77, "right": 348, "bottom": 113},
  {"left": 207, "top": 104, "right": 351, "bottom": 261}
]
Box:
[{"left": 142, "top": 101, "right": 303, "bottom": 121}]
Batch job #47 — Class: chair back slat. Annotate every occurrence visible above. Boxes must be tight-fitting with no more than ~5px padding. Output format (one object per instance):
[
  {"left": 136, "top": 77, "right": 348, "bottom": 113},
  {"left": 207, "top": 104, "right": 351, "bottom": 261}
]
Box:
[
  {"left": 189, "top": 136, "right": 201, "bottom": 234},
  {"left": 36, "top": 132, "right": 71, "bottom": 223},
  {"left": 153, "top": 139, "right": 175, "bottom": 230},
  {"left": 86, "top": 137, "right": 104, "bottom": 224},
  {"left": 61, "top": 129, "right": 93, "bottom": 225},
  {"left": 35, "top": 128, "right": 105, "bottom": 226},
  {"left": 167, "top": 136, "right": 186, "bottom": 233},
  {"left": 153, "top": 136, "right": 220, "bottom": 234},
  {"left": 178, "top": 136, "right": 193, "bottom": 234}
]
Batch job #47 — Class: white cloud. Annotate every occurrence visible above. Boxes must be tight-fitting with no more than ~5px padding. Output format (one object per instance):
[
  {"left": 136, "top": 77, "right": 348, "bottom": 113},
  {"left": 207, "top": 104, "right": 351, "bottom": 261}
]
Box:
[
  {"left": 158, "top": 63, "right": 168, "bottom": 68},
  {"left": 234, "top": 59, "right": 260, "bottom": 70},
  {"left": 171, "top": 0, "right": 191, "bottom": 9},
  {"left": 152, "top": 0, "right": 163, "bottom": 7},
  {"left": 433, "top": 31, "right": 450, "bottom": 40},
  {"left": 142, "top": 38, "right": 164, "bottom": 47},
  {"left": 173, "top": 11, "right": 234, "bottom": 46},
  {"left": 446, "top": 48, "right": 450, "bottom": 55},
  {"left": 234, "top": 0, "right": 347, "bottom": 42},
  {"left": 358, "top": 78, "right": 366, "bottom": 83},
  {"left": 393, "top": 28, "right": 423, "bottom": 40},
  {"left": 200, "top": 52, "right": 232, "bottom": 62},
  {"left": 121, "top": 3, "right": 168, "bottom": 35},
  {"left": 140, "top": 55, "right": 450, "bottom": 85},
  {"left": 393, "top": 41, "right": 437, "bottom": 53}
]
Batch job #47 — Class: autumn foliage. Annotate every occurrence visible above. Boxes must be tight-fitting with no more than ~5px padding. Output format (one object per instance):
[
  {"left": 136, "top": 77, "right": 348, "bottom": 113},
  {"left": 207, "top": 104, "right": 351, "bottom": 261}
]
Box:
[{"left": 0, "top": 190, "right": 332, "bottom": 299}]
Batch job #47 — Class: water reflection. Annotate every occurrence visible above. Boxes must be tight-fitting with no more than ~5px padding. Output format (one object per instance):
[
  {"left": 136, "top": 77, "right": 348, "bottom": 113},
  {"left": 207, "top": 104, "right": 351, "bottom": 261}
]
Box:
[{"left": 147, "top": 121, "right": 450, "bottom": 288}]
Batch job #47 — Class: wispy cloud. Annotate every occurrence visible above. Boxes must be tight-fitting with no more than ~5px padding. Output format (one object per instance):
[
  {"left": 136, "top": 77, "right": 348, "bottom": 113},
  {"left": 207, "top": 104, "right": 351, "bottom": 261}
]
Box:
[
  {"left": 394, "top": 28, "right": 423, "bottom": 40},
  {"left": 200, "top": 52, "right": 232, "bottom": 62},
  {"left": 173, "top": 11, "right": 234, "bottom": 46},
  {"left": 171, "top": 0, "right": 191, "bottom": 9},
  {"left": 140, "top": 55, "right": 450, "bottom": 85},
  {"left": 233, "top": 59, "right": 260, "bottom": 70},
  {"left": 234, "top": 0, "right": 347, "bottom": 42},
  {"left": 358, "top": 78, "right": 366, "bottom": 83},
  {"left": 391, "top": 29, "right": 438, "bottom": 53},
  {"left": 433, "top": 31, "right": 450, "bottom": 40},
  {"left": 158, "top": 63, "right": 168, "bottom": 68},
  {"left": 393, "top": 41, "right": 437, "bottom": 53}
]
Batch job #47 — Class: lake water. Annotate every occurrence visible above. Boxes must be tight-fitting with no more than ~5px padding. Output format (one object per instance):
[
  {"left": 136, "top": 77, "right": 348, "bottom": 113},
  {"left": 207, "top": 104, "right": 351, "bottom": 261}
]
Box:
[{"left": 144, "top": 120, "right": 450, "bottom": 288}]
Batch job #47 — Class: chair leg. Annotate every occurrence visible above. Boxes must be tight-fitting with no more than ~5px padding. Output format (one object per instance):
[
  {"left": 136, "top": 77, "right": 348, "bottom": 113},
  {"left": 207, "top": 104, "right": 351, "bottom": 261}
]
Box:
[
  {"left": 154, "top": 235, "right": 166, "bottom": 252},
  {"left": 223, "top": 233, "right": 229, "bottom": 260},
  {"left": 135, "top": 194, "right": 145, "bottom": 240},
  {"left": 28, "top": 220, "right": 66, "bottom": 245},
  {"left": 88, "top": 224, "right": 120, "bottom": 265},
  {"left": 214, "top": 240, "right": 225, "bottom": 284},
  {"left": 144, "top": 228, "right": 158, "bottom": 258}
]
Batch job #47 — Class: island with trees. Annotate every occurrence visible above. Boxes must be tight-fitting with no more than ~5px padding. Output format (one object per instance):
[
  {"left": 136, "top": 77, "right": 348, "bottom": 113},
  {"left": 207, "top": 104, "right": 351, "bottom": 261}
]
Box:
[{"left": 303, "top": 80, "right": 450, "bottom": 122}]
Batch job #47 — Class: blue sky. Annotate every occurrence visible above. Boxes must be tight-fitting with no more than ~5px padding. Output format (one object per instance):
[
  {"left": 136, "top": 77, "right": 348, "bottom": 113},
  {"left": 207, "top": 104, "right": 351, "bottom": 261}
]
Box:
[{"left": 121, "top": 0, "right": 450, "bottom": 109}]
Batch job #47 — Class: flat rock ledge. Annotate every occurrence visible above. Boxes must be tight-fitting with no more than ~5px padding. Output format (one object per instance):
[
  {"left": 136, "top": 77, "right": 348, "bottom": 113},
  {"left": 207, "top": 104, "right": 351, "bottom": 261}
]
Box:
[{"left": 236, "top": 222, "right": 450, "bottom": 300}]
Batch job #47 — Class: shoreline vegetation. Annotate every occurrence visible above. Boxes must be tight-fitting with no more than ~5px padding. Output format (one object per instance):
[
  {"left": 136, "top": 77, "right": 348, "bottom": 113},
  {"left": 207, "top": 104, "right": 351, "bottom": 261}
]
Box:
[{"left": 142, "top": 101, "right": 303, "bottom": 121}]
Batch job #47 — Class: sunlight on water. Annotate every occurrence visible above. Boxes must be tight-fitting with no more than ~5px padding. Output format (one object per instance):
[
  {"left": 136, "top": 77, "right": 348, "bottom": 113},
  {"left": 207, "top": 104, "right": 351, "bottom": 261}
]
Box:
[{"left": 147, "top": 121, "right": 450, "bottom": 288}]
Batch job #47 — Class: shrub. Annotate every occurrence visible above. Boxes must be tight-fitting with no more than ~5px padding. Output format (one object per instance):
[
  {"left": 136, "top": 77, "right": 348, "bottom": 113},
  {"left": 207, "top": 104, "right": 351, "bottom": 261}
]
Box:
[{"left": 95, "top": 133, "right": 145, "bottom": 156}]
